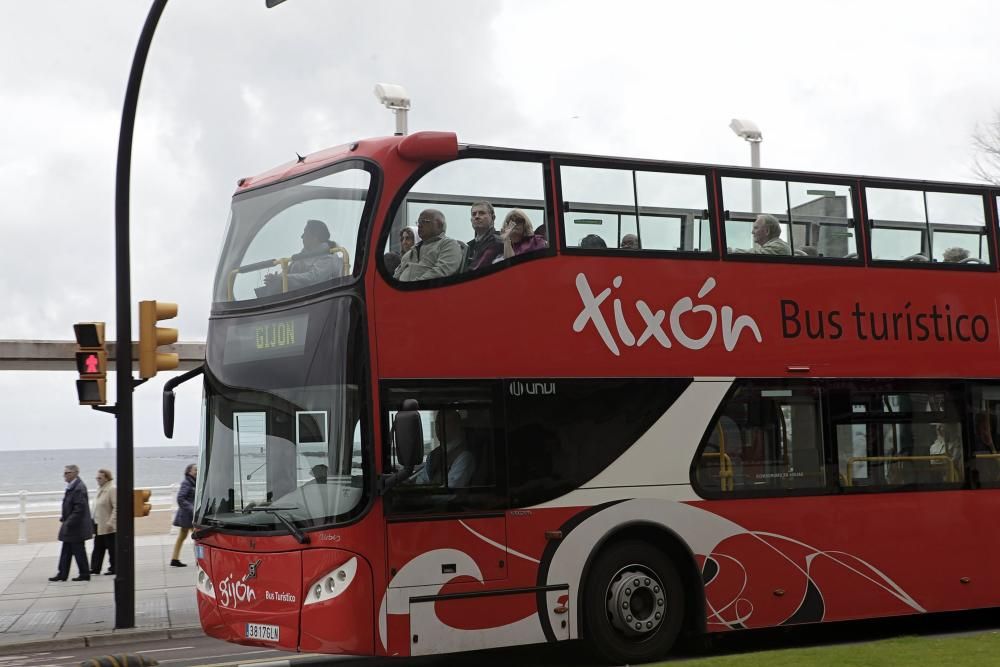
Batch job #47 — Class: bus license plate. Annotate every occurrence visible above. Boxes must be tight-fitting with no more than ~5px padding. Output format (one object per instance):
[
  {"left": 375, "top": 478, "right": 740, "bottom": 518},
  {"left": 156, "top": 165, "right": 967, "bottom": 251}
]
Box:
[{"left": 245, "top": 623, "right": 280, "bottom": 642}]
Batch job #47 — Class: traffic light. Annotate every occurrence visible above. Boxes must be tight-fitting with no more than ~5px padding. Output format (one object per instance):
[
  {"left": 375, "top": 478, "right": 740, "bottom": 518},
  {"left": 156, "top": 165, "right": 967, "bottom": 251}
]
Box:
[
  {"left": 138, "top": 300, "right": 179, "bottom": 379},
  {"left": 73, "top": 322, "right": 107, "bottom": 405},
  {"left": 134, "top": 489, "right": 152, "bottom": 517}
]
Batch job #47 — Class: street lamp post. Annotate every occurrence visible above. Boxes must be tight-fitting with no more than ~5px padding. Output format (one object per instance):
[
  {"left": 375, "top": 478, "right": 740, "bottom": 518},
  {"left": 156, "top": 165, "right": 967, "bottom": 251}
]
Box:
[
  {"left": 729, "top": 118, "right": 763, "bottom": 213},
  {"left": 112, "top": 0, "right": 286, "bottom": 629}
]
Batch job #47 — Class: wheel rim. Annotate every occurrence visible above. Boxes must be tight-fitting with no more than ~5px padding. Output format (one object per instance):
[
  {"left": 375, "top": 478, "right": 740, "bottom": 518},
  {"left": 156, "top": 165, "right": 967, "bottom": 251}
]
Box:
[{"left": 605, "top": 564, "right": 667, "bottom": 638}]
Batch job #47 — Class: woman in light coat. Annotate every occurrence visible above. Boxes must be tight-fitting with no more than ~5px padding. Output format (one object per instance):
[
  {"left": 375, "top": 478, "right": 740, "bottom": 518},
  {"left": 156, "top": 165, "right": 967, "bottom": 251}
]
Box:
[{"left": 90, "top": 468, "right": 117, "bottom": 575}]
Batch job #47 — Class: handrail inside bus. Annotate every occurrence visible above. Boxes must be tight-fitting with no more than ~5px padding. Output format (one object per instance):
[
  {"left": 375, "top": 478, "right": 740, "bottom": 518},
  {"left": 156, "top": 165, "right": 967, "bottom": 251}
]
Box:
[
  {"left": 704, "top": 424, "right": 734, "bottom": 492},
  {"left": 227, "top": 246, "right": 351, "bottom": 301},
  {"left": 845, "top": 455, "right": 958, "bottom": 486}
]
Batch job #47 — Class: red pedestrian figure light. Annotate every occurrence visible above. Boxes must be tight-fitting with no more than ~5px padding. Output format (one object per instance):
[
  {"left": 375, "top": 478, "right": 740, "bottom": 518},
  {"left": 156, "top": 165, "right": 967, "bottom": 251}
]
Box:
[{"left": 85, "top": 353, "right": 100, "bottom": 374}]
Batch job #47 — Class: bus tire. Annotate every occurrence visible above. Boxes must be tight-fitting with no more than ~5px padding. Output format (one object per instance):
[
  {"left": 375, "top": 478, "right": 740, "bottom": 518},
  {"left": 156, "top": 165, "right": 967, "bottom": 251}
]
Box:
[{"left": 582, "top": 539, "right": 685, "bottom": 665}]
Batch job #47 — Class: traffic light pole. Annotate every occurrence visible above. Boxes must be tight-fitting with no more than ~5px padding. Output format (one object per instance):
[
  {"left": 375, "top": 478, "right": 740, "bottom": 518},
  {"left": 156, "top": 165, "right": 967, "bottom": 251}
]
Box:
[{"left": 113, "top": 0, "right": 168, "bottom": 630}]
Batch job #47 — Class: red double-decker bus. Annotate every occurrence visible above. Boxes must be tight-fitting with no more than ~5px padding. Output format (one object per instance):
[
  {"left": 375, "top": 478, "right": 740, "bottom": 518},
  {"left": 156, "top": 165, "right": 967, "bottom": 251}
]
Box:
[{"left": 182, "top": 130, "right": 1000, "bottom": 664}]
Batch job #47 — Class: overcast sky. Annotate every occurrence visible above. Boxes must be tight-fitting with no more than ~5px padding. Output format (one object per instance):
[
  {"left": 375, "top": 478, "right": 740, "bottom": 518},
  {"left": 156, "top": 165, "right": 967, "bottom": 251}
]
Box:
[{"left": 2, "top": 0, "right": 999, "bottom": 452}]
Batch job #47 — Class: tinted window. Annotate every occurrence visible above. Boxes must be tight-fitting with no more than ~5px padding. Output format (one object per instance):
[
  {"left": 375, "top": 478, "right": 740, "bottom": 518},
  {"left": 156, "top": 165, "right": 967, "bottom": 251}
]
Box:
[
  {"left": 970, "top": 384, "right": 1000, "bottom": 486},
  {"left": 829, "top": 383, "right": 964, "bottom": 488},
  {"left": 382, "top": 159, "right": 548, "bottom": 283},
  {"left": 694, "top": 382, "right": 826, "bottom": 496},
  {"left": 866, "top": 187, "right": 988, "bottom": 264},
  {"left": 382, "top": 383, "right": 505, "bottom": 515},
  {"left": 560, "top": 166, "right": 712, "bottom": 252},
  {"left": 721, "top": 177, "right": 856, "bottom": 259},
  {"left": 506, "top": 378, "right": 690, "bottom": 507}
]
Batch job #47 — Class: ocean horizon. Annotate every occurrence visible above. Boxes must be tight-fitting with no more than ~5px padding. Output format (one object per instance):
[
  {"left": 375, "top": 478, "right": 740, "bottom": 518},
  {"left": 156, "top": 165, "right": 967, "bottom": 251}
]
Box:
[{"left": 0, "top": 445, "right": 199, "bottom": 496}]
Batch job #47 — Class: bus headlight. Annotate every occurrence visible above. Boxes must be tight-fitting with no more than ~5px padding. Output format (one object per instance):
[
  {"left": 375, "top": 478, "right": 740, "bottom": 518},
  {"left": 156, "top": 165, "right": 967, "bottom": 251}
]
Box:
[
  {"left": 304, "top": 556, "right": 357, "bottom": 607},
  {"left": 196, "top": 563, "right": 216, "bottom": 599}
]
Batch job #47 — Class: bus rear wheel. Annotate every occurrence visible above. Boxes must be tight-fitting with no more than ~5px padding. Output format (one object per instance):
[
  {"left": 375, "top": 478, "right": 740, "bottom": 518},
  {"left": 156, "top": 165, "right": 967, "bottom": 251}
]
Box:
[{"left": 583, "top": 540, "right": 684, "bottom": 665}]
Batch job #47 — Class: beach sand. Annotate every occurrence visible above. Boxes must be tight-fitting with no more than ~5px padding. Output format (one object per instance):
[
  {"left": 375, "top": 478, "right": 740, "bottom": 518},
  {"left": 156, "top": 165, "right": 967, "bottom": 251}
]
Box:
[{"left": 0, "top": 506, "right": 177, "bottom": 544}]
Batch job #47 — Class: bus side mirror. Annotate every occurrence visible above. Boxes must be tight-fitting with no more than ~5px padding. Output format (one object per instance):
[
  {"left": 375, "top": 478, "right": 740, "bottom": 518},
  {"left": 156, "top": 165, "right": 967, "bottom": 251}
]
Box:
[
  {"left": 162, "top": 365, "right": 205, "bottom": 439},
  {"left": 163, "top": 389, "right": 176, "bottom": 438},
  {"left": 393, "top": 400, "right": 423, "bottom": 468}
]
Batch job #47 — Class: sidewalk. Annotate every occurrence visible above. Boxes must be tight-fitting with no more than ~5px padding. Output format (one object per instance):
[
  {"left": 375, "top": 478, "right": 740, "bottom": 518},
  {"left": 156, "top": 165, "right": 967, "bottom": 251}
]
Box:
[{"left": 0, "top": 533, "right": 203, "bottom": 653}]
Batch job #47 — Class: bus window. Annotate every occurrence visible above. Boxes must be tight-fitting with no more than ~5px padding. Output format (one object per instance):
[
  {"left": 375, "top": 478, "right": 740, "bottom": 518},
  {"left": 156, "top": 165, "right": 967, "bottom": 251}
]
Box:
[
  {"left": 381, "top": 158, "right": 548, "bottom": 283},
  {"left": 561, "top": 166, "right": 712, "bottom": 252},
  {"left": 382, "top": 383, "right": 505, "bottom": 515},
  {"left": 216, "top": 164, "right": 372, "bottom": 303},
  {"left": 970, "top": 385, "right": 1000, "bottom": 486},
  {"left": 693, "top": 382, "right": 825, "bottom": 496},
  {"left": 721, "top": 177, "right": 857, "bottom": 259},
  {"left": 830, "top": 384, "right": 964, "bottom": 489},
  {"left": 506, "top": 378, "right": 690, "bottom": 507},
  {"left": 866, "top": 187, "right": 988, "bottom": 264}
]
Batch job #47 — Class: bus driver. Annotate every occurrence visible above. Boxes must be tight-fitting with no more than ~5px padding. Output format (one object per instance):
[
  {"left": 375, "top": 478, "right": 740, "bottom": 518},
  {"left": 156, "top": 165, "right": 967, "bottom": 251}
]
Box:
[{"left": 409, "top": 410, "right": 476, "bottom": 487}]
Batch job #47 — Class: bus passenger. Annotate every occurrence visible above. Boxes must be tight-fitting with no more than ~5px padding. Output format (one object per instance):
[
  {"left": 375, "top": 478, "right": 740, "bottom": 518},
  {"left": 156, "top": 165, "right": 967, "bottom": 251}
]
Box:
[
  {"left": 462, "top": 202, "right": 503, "bottom": 272},
  {"left": 383, "top": 251, "right": 402, "bottom": 276},
  {"left": 399, "top": 226, "right": 416, "bottom": 256},
  {"left": 394, "top": 209, "right": 463, "bottom": 281},
  {"left": 621, "top": 233, "right": 641, "bottom": 249},
  {"left": 929, "top": 423, "right": 963, "bottom": 480},
  {"left": 500, "top": 209, "right": 548, "bottom": 260},
  {"left": 730, "top": 214, "right": 791, "bottom": 255},
  {"left": 580, "top": 234, "right": 607, "bottom": 249},
  {"left": 262, "top": 219, "right": 343, "bottom": 293},
  {"left": 943, "top": 247, "right": 970, "bottom": 263},
  {"left": 410, "top": 410, "right": 476, "bottom": 487}
]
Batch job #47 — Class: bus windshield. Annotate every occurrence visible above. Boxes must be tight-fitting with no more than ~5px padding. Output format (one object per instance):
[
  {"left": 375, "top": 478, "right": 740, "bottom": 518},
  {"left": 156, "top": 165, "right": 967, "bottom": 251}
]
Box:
[
  {"left": 213, "top": 161, "right": 374, "bottom": 304},
  {"left": 196, "top": 297, "right": 368, "bottom": 531}
]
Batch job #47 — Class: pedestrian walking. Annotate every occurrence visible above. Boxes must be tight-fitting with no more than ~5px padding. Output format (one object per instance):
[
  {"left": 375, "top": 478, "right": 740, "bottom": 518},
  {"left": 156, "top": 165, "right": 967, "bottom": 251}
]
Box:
[
  {"left": 49, "top": 464, "right": 93, "bottom": 582},
  {"left": 170, "top": 463, "right": 197, "bottom": 567},
  {"left": 90, "top": 468, "right": 117, "bottom": 575}
]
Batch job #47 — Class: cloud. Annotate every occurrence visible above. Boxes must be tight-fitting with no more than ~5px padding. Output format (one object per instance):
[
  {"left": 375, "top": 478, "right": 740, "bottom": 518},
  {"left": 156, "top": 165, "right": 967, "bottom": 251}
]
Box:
[{"left": 2, "top": 0, "right": 1000, "bottom": 450}]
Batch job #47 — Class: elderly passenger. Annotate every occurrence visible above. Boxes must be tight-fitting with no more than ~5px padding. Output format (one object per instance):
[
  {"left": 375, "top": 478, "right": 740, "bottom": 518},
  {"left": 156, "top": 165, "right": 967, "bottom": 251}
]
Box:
[
  {"left": 394, "top": 209, "right": 463, "bottom": 281},
  {"left": 500, "top": 209, "right": 547, "bottom": 260},
  {"left": 942, "top": 247, "right": 970, "bottom": 263},
  {"left": 731, "top": 214, "right": 791, "bottom": 255}
]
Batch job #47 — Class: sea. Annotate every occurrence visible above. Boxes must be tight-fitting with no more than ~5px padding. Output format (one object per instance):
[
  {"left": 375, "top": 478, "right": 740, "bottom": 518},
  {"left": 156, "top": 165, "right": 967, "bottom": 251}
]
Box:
[{"left": 0, "top": 446, "right": 199, "bottom": 496}]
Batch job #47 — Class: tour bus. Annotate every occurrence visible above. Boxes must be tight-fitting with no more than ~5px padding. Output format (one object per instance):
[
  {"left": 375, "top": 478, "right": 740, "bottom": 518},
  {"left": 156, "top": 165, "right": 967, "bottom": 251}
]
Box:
[{"left": 175, "top": 130, "right": 1000, "bottom": 664}]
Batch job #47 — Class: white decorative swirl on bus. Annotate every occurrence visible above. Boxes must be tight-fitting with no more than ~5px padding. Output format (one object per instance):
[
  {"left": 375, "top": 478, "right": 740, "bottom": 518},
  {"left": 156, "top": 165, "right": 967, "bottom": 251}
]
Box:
[{"left": 573, "top": 273, "right": 763, "bottom": 356}]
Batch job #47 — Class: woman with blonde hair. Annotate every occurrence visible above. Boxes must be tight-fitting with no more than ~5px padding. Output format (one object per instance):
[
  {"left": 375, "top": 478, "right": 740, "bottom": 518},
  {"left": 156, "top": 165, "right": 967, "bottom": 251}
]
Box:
[
  {"left": 90, "top": 468, "right": 116, "bottom": 575},
  {"left": 500, "top": 209, "right": 547, "bottom": 260}
]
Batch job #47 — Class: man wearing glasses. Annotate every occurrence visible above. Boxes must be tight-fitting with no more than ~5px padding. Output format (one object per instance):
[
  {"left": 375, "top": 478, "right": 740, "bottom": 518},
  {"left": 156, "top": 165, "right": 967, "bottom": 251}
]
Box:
[
  {"left": 394, "top": 209, "right": 463, "bottom": 281},
  {"left": 49, "top": 465, "right": 94, "bottom": 582}
]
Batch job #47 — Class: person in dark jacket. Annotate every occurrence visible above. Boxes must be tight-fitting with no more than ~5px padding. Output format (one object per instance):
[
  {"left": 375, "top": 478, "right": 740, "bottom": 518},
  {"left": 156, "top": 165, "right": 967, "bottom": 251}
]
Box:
[
  {"left": 171, "top": 464, "right": 197, "bottom": 567},
  {"left": 49, "top": 464, "right": 93, "bottom": 582}
]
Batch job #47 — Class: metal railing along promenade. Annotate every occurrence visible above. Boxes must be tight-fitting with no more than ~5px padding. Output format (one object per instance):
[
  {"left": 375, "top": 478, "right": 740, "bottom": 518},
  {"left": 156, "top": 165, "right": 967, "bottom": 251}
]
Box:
[{"left": 0, "top": 485, "right": 181, "bottom": 544}]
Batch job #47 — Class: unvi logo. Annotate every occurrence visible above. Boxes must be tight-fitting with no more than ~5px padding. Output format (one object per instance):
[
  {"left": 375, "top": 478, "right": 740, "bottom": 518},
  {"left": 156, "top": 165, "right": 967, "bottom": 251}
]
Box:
[
  {"left": 509, "top": 381, "right": 556, "bottom": 397},
  {"left": 573, "top": 273, "right": 763, "bottom": 356}
]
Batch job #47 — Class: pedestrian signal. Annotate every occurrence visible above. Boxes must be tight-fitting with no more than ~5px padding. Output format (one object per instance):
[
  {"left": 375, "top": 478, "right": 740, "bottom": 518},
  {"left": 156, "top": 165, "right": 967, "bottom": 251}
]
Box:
[
  {"left": 138, "top": 300, "right": 179, "bottom": 379},
  {"left": 73, "top": 322, "right": 107, "bottom": 405}
]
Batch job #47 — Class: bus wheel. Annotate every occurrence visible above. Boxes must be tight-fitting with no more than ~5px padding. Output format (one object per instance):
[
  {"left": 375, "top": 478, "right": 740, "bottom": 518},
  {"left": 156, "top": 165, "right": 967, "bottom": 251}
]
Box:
[{"left": 583, "top": 540, "right": 684, "bottom": 665}]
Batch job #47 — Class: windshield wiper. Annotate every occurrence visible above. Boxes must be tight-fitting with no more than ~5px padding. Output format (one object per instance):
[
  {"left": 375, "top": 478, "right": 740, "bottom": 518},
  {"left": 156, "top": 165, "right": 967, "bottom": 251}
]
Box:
[
  {"left": 192, "top": 516, "right": 223, "bottom": 540},
  {"left": 243, "top": 505, "right": 310, "bottom": 544}
]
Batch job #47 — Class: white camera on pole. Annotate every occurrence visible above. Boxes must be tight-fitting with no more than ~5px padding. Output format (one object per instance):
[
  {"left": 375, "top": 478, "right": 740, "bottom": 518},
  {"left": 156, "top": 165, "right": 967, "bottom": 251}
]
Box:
[{"left": 374, "top": 83, "right": 411, "bottom": 136}]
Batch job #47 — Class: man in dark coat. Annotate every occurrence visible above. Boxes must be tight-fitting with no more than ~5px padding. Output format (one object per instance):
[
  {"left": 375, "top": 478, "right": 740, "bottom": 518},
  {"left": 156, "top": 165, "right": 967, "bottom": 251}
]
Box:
[{"left": 49, "top": 464, "right": 93, "bottom": 582}]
